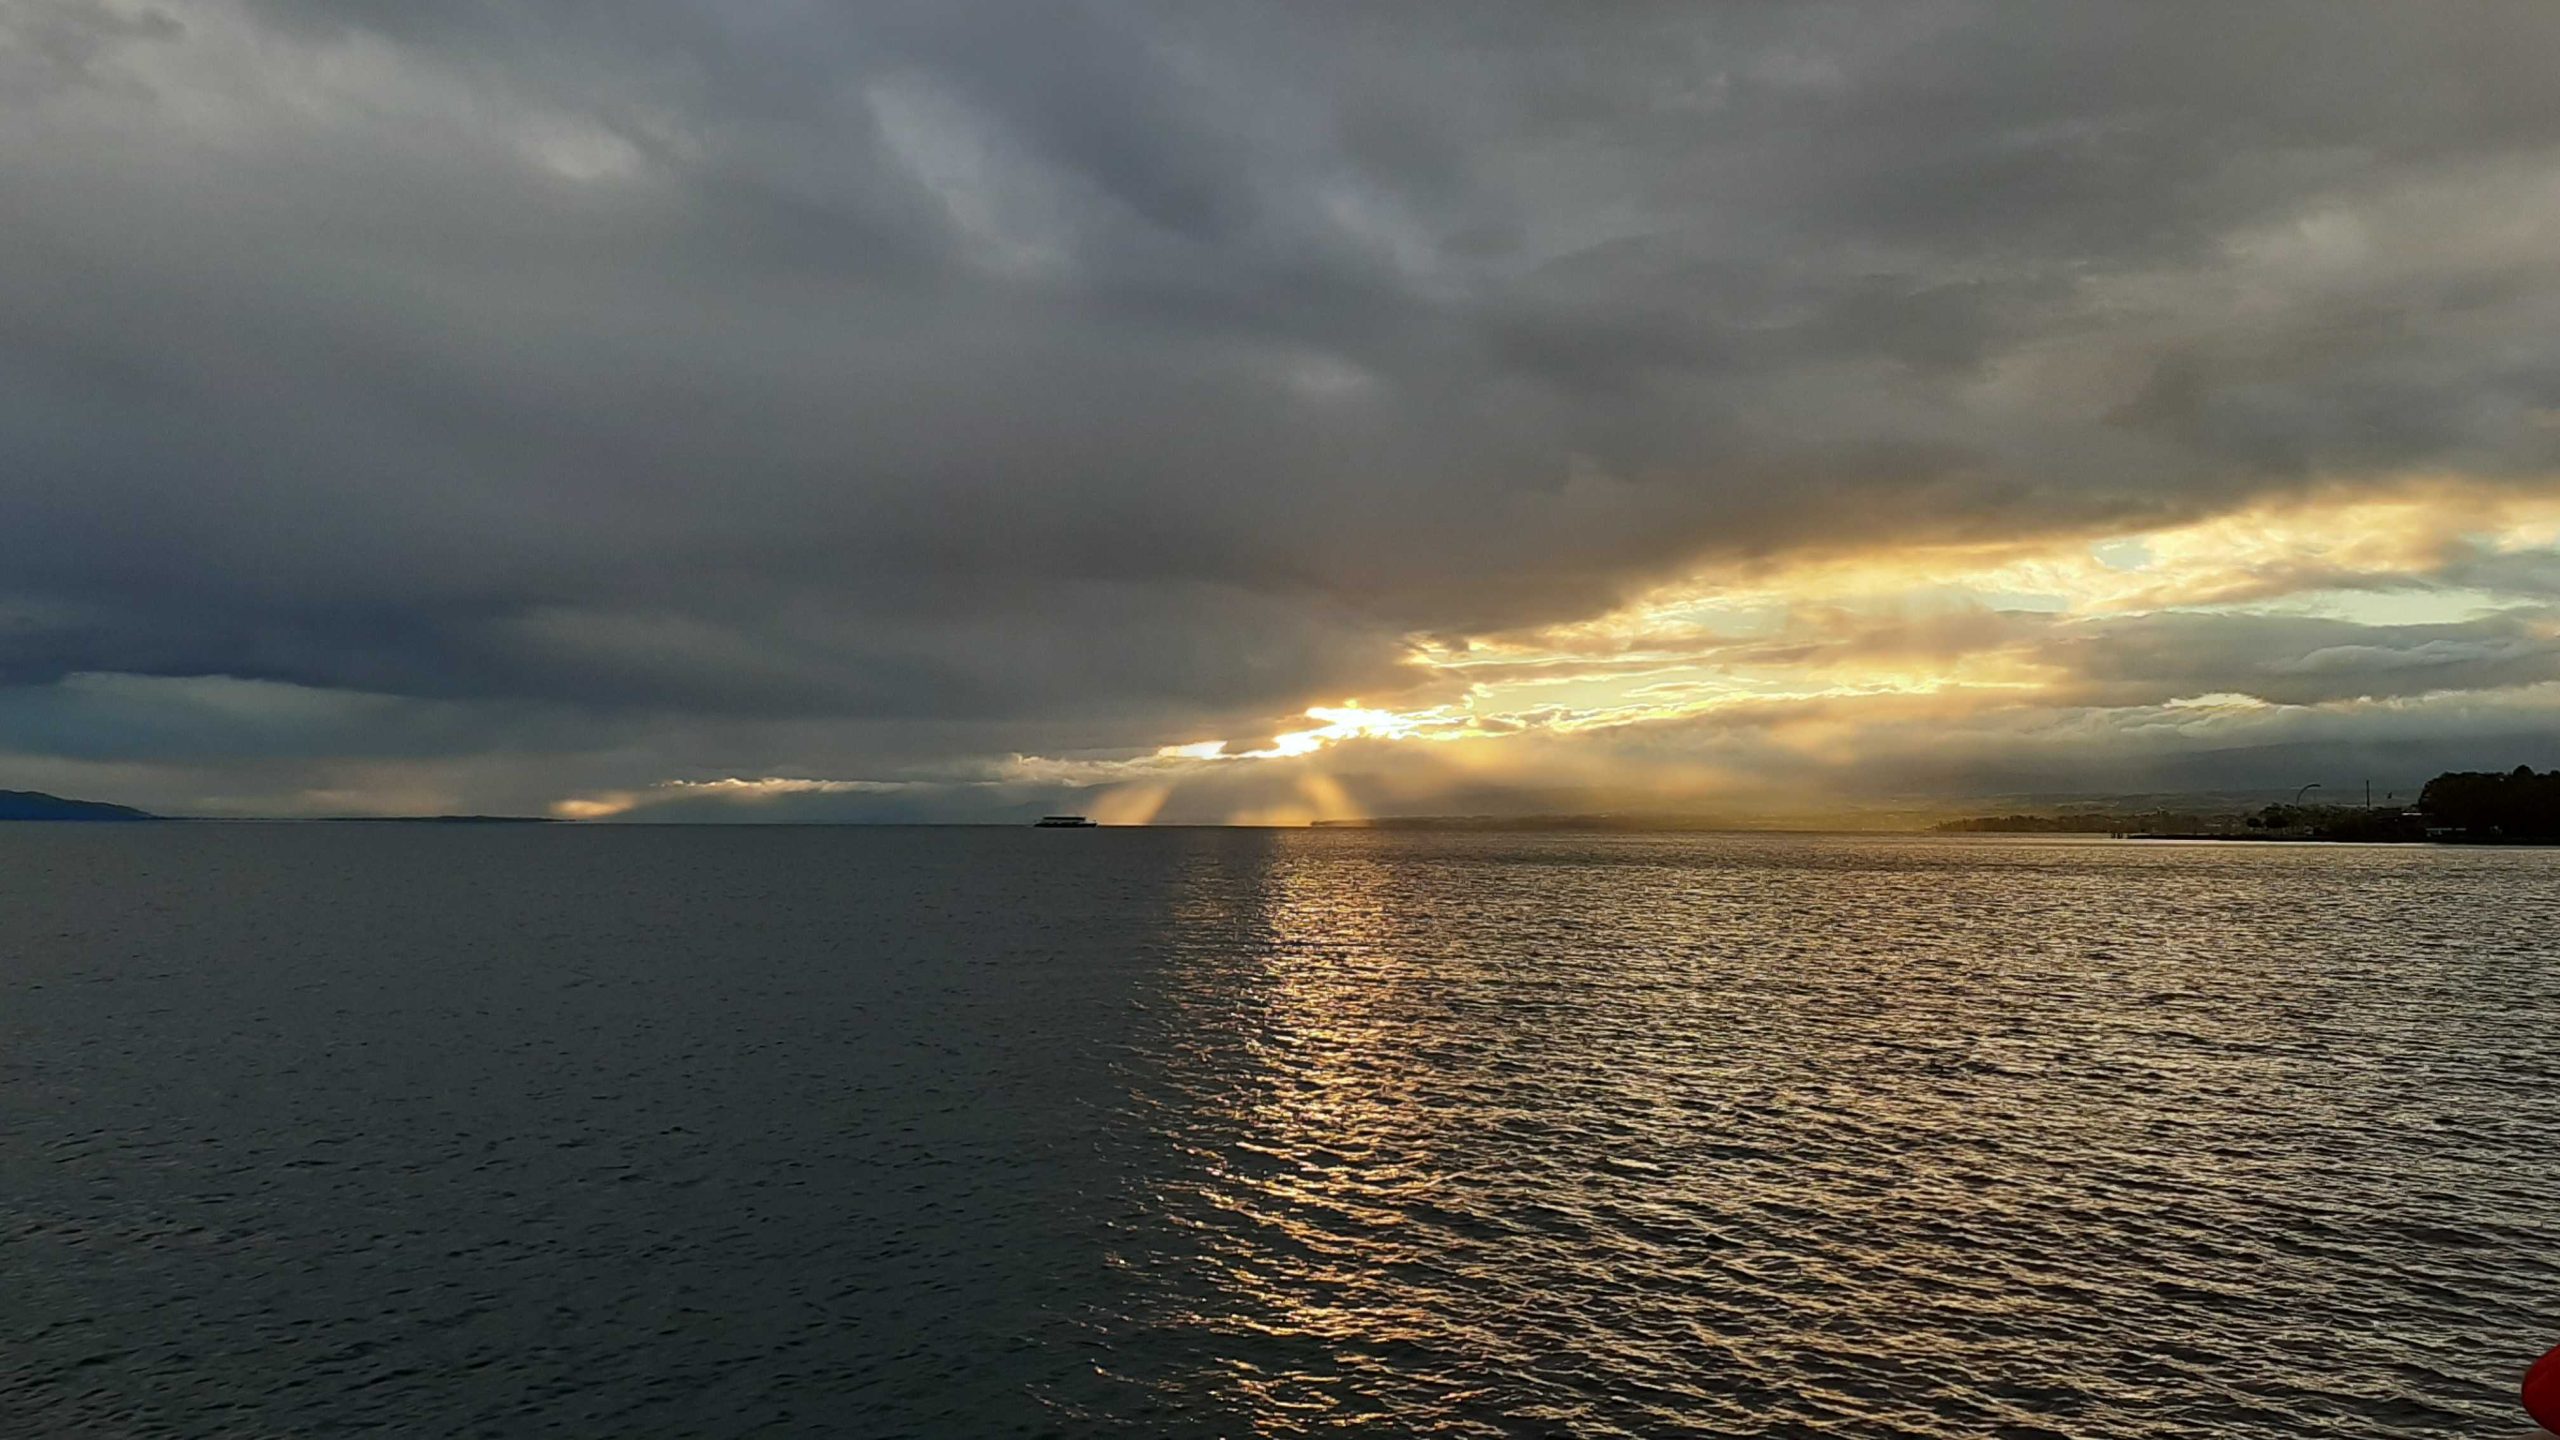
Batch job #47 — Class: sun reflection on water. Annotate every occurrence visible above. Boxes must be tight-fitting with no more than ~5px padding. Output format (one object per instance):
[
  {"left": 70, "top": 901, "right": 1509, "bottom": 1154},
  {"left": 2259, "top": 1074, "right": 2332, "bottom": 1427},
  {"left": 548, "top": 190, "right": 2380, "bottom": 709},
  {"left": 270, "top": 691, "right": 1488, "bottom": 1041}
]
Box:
[{"left": 1096, "top": 833, "right": 2559, "bottom": 1437}]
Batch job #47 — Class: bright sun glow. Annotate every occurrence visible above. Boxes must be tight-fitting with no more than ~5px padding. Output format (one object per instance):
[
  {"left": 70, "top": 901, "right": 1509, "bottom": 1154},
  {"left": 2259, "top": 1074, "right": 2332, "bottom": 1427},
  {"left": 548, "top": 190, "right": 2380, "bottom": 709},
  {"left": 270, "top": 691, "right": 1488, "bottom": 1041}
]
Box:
[
  {"left": 1264, "top": 703, "right": 1426, "bottom": 756},
  {"left": 1072, "top": 475, "right": 2560, "bottom": 805},
  {"left": 558, "top": 475, "right": 2560, "bottom": 823}
]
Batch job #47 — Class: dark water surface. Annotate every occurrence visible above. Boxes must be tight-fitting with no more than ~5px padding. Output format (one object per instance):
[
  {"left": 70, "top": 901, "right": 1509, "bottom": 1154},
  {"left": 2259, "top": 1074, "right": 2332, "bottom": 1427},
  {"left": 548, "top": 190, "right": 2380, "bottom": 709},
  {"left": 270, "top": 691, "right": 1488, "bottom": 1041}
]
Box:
[{"left": 5, "top": 826, "right": 2557, "bottom": 1436}]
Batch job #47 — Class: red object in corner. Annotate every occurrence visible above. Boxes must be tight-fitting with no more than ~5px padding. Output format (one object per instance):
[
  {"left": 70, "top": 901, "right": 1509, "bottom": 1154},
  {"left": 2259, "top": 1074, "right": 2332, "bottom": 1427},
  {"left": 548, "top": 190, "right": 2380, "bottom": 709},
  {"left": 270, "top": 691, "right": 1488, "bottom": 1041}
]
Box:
[{"left": 2527, "top": 1342, "right": 2560, "bottom": 1432}]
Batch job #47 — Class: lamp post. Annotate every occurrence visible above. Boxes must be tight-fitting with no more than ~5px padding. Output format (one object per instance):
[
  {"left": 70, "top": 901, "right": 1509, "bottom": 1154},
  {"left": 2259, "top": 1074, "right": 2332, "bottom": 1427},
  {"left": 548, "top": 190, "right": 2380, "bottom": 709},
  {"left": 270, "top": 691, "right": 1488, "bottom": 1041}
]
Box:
[{"left": 2293, "top": 783, "right": 2321, "bottom": 810}]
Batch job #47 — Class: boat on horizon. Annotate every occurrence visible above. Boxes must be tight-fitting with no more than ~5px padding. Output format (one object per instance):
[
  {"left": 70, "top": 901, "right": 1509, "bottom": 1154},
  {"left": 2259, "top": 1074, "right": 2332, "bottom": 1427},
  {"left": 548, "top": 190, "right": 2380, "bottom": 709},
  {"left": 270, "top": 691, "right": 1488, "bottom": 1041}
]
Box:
[{"left": 1034, "top": 815, "right": 1097, "bottom": 828}]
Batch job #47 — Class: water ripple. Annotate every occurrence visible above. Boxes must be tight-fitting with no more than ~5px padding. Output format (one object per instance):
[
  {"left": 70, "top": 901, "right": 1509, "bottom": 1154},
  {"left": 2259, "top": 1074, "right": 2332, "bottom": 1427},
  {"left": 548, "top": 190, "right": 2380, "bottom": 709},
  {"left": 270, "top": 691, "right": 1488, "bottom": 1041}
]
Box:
[{"left": 3, "top": 827, "right": 2556, "bottom": 1436}]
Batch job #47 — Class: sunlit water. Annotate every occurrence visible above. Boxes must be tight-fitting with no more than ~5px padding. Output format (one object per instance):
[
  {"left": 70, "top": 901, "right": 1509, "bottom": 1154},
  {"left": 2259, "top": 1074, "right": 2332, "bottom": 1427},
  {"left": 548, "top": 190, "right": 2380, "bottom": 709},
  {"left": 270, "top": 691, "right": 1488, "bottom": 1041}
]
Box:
[{"left": 4, "top": 826, "right": 2556, "bottom": 1436}]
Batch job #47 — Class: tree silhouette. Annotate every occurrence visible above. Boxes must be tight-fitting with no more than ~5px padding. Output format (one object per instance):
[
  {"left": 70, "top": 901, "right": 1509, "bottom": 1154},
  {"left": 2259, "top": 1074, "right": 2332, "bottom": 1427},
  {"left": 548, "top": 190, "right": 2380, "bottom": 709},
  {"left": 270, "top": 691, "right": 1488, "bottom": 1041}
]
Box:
[{"left": 2418, "top": 766, "right": 2560, "bottom": 840}]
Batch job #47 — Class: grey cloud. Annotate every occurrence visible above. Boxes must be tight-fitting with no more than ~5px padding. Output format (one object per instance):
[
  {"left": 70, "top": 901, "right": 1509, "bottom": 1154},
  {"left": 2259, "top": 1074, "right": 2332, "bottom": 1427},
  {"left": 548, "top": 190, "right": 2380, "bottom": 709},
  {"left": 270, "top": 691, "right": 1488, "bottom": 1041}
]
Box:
[
  {"left": 2046, "top": 611, "right": 2560, "bottom": 708},
  {"left": 7, "top": 1, "right": 2560, "bottom": 811},
  {"left": 1715, "top": 605, "right": 2560, "bottom": 711}
]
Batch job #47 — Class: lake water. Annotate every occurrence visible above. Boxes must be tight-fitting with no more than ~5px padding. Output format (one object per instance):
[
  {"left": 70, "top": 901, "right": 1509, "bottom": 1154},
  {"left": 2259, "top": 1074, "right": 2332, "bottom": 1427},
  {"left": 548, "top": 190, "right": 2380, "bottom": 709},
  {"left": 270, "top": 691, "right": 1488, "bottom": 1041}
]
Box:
[{"left": 4, "top": 826, "right": 2556, "bottom": 1436}]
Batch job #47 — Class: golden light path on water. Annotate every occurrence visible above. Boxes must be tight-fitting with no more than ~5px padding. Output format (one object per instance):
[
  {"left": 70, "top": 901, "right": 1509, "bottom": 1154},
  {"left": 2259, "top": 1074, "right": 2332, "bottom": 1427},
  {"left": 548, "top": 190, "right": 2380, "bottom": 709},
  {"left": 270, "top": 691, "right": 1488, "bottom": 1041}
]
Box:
[{"left": 1077, "top": 831, "right": 2560, "bottom": 1435}]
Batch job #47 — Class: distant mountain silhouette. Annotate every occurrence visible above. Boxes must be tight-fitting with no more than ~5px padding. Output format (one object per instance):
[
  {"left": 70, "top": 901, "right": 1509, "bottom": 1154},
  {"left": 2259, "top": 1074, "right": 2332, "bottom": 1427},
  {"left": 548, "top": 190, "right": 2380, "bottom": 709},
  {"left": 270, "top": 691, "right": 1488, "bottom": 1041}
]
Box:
[{"left": 0, "top": 789, "right": 157, "bottom": 822}]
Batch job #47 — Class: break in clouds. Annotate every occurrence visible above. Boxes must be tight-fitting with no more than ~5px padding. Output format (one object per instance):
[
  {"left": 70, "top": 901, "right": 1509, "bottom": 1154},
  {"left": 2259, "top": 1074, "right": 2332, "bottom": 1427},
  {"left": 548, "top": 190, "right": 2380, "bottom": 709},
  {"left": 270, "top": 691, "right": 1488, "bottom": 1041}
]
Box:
[{"left": 6, "top": 2, "right": 2560, "bottom": 819}]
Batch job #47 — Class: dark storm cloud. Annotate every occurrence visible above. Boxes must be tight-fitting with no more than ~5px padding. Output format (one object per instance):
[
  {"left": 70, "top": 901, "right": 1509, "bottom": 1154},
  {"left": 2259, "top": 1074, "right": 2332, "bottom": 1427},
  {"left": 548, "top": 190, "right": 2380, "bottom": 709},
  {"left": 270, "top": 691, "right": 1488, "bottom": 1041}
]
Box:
[{"left": 6, "top": 1, "right": 2560, "bottom": 811}]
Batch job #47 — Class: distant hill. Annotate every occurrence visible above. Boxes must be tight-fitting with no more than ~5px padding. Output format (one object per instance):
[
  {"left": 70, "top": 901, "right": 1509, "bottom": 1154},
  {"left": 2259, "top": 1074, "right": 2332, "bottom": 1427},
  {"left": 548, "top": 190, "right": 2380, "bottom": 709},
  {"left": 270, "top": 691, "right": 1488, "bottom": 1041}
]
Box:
[{"left": 0, "top": 789, "right": 157, "bottom": 822}]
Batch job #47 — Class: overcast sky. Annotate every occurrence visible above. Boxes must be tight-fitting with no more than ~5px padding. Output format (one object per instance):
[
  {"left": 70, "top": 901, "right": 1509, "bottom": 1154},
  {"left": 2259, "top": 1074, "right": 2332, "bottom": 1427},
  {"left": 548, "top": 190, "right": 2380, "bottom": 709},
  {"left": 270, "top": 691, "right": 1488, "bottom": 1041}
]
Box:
[{"left": 7, "top": 2, "right": 2560, "bottom": 820}]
